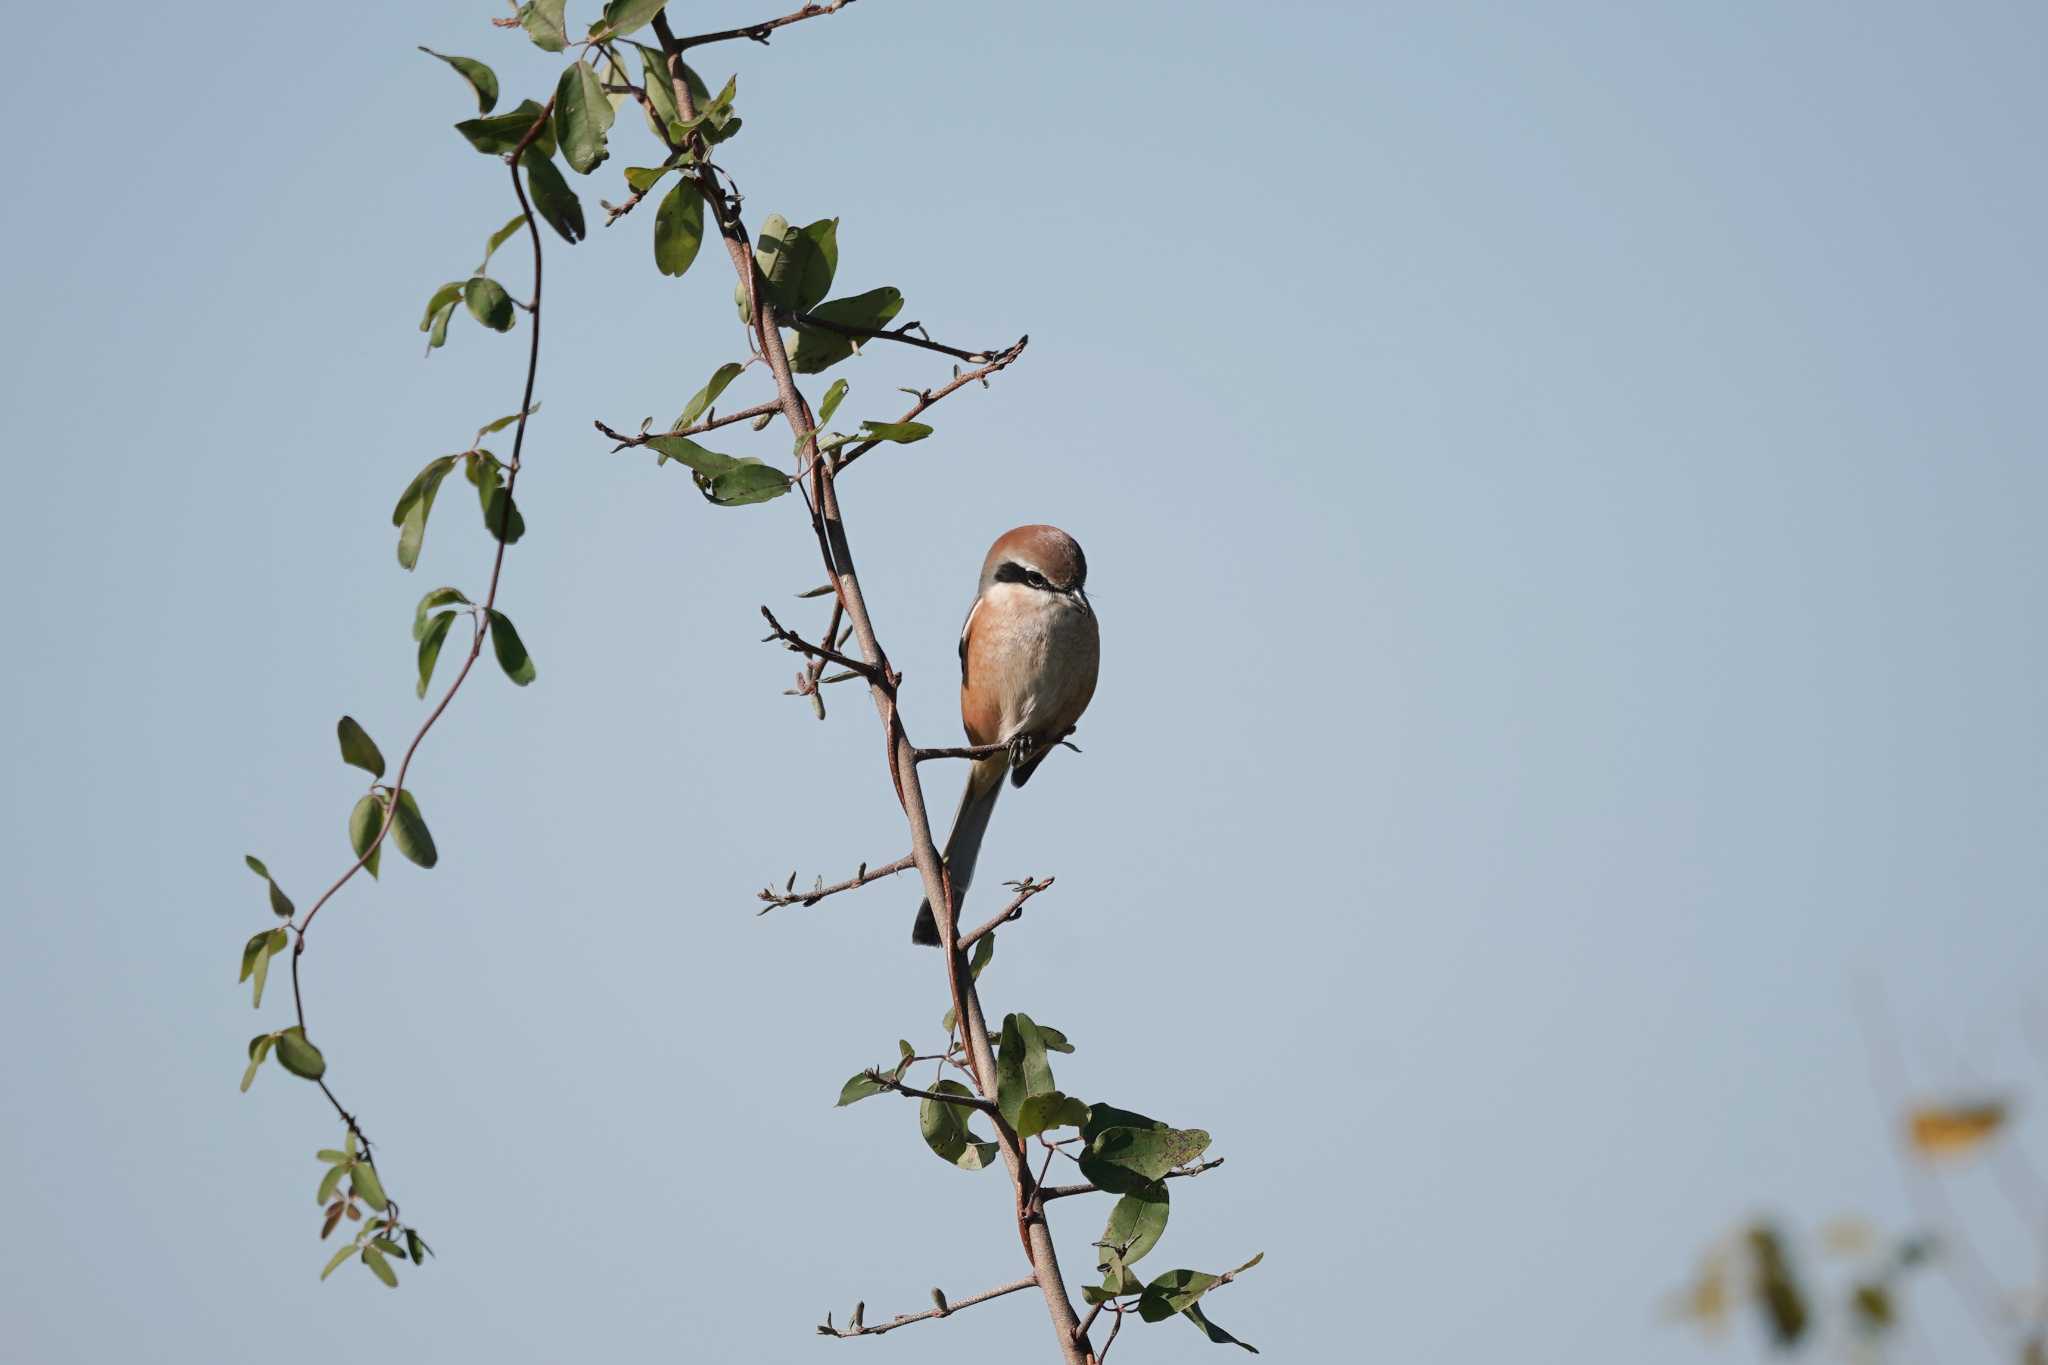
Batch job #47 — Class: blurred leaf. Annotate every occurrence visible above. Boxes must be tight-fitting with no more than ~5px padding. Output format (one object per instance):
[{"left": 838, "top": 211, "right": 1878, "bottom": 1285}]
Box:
[
  {"left": 316, "top": 1161, "right": 348, "bottom": 1206},
  {"left": 1851, "top": 1282, "right": 1893, "bottom": 1331},
  {"left": 1099, "top": 1183, "right": 1170, "bottom": 1269},
  {"left": 625, "top": 164, "right": 675, "bottom": 194},
  {"left": 1821, "top": 1217, "right": 1875, "bottom": 1256},
  {"left": 1038, "top": 1024, "right": 1075, "bottom": 1054},
  {"left": 788, "top": 287, "right": 903, "bottom": 374},
  {"left": 1746, "top": 1223, "right": 1809, "bottom": 1347},
  {"left": 488, "top": 610, "right": 537, "bottom": 686},
  {"left": 480, "top": 215, "right": 525, "bottom": 273},
  {"left": 245, "top": 854, "right": 295, "bottom": 919},
  {"left": 675, "top": 362, "right": 745, "bottom": 430},
  {"left": 320, "top": 1242, "right": 356, "bottom": 1281},
  {"left": 348, "top": 793, "right": 386, "bottom": 879},
  {"left": 599, "top": 0, "right": 668, "bottom": 39},
  {"left": 413, "top": 587, "right": 470, "bottom": 641},
  {"left": 1909, "top": 1102, "right": 2007, "bottom": 1159},
  {"left": 837, "top": 1071, "right": 887, "bottom": 1107},
  {"left": 419, "top": 281, "right": 462, "bottom": 335},
  {"left": 425, "top": 298, "right": 458, "bottom": 351},
  {"left": 362, "top": 1244, "right": 399, "bottom": 1288},
  {"left": 1665, "top": 1248, "right": 1732, "bottom": 1335},
  {"left": 417, "top": 610, "right": 457, "bottom": 699},
  {"left": 858, "top": 420, "right": 932, "bottom": 445},
  {"left": 406, "top": 1228, "right": 430, "bottom": 1264},
  {"left": 523, "top": 150, "right": 586, "bottom": 244},
  {"left": 275, "top": 1026, "right": 326, "bottom": 1081},
  {"left": 351, "top": 1163, "right": 389, "bottom": 1213},
  {"left": 316, "top": 1148, "right": 349, "bottom": 1164},
  {"left": 653, "top": 180, "right": 704, "bottom": 277},
  {"left": 553, "top": 62, "right": 614, "bottom": 174},
  {"left": 818, "top": 378, "right": 849, "bottom": 426},
  {"left": 390, "top": 789, "right": 438, "bottom": 868},
  {"left": 919, "top": 1079, "right": 997, "bottom": 1171},
  {"left": 335, "top": 716, "right": 385, "bottom": 779},
  {"left": 463, "top": 277, "right": 514, "bottom": 332},
  {"left": 240, "top": 1034, "right": 275, "bottom": 1094},
  {"left": 239, "top": 927, "right": 288, "bottom": 1009},
  {"left": 392, "top": 456, "right": 457, "bottom": 571},
  {"left": 417, "top": 47, "right": 498, "bottom": 114},
  {"left": 1081, "top": 1125, "right": 1212, "bottom": 1195},
  {"left": 517, "top": 0, "right": 568, "bottom": 51},
  {"left": 455, "top": 100, "right": 555, "bottom": 159}
]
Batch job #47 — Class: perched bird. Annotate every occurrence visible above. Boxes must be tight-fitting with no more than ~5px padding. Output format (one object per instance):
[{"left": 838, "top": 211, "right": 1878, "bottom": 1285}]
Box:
[{"left": 912, "top": 525, "right": 1100, "bottom": 946}]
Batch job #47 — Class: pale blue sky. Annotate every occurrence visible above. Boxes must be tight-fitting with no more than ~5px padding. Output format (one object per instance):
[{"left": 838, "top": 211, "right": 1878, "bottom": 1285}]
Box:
[{"left": 4, "top": 2, "right": 2045, "bottom": 1361}]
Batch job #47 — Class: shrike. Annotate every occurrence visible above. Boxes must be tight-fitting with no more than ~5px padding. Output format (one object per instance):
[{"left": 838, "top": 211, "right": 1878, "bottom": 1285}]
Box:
[{"left": 912, "top": 525, "right": 1100, "bottom": 946}]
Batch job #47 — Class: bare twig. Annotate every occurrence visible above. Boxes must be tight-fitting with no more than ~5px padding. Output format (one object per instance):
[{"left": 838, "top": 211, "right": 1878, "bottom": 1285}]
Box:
[
  {"left": 1039, "top": 1157, "right": 1227, "bottom": 1202},
  {"left": 756, "top": 854, "right": 915, "bottom": 912},
  {"left": 836, "top": 337, "right": 1030, "bottom": 469},
  {"left": 958, "top": 878, "right": 1054, "bottom": 950},
  {"left": 860, "top": 1069, "right": 1000, "bottom": 1113},
  {"left": 787, "top": 310, "right": 1007, "bottom": 365},
  {"left": 676, "top": 0, "right": 856, "bottom": 51},
  {"left": 818, "top": 1275, "right": 1036, "bottom": 1339},
  {"left": 758, "top": 605, "right": 882, "bottom": 679}
]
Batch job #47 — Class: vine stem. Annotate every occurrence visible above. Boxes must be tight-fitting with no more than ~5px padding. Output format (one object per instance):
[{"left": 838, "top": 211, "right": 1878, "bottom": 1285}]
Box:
[
  {"left": 282, "top": 99, "right": 554, "bottom": 1168},
  {"left": 649, "top": 14, "right": 1089, "bottom": 1361}
]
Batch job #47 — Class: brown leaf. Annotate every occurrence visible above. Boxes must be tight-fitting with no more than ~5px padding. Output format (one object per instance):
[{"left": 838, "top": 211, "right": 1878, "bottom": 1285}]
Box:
[{"left": 1908, "top": 1101, "right": 2008, "bottom": 1159}]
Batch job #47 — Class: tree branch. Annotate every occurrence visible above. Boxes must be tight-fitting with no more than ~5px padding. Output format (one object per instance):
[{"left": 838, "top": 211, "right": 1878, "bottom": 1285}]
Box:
[
  {"left": 958, "top": 878, "right": 1054, "bottom": 951},
  {"left": 1039, "top": 1157, "right": 1227, "bottom": 1202},
  {"left": 756, "top": 853, "right": 916, "bottom": 912},
  {"left": 675, "top": 0, "right": 856, "bottom": 51},
  {"left": 836, "top": 337, "right": 1030, "bottom": 469},
  {"left": 646, "top": 13, "right": 1087, "bottom": 1359},
  {"left": 787, "top": 310, "right": 1009, "bottom": 365},
  {"left": 818, "top": 1275, "right": 1037, "bottom": 1339}
]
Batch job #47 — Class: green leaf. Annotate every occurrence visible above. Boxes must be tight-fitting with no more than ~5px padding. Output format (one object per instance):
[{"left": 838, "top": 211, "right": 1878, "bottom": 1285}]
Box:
[
  {"left": 389, "top": 789, "right": 438, "bottom": 869},
  {"left": 419, "top": 282, "right": 463, "bottom": 333},
  {"left": 240, "top": 1035, "right": 275, "bottom": 1094},
  {"left": 1081, "top": 1125, "right": 1213, "bottom": 1194},
  {"left": 598, "top": 0, "right": 668, "bottom": 39},
  {"left": 348, "top": 793, "right": 386, "bottom": 879},
  {"left": 1183, "top": 1301, "right": 1258, "bottom": 1352},
  {"left": 996, "top": 1013, "right": 1057, "bottom": 1131},
  {"left": 818, "top": 378, "right": 849, "bottom": 426},
  {"left": 837, "top": 1071, "right": 887, "bottom": 1107},
  {"left": 413, "top": 587, "right": 471, "bottom": 640},
  {"left": 1099, "top": 1184, "right": 1170, "bottom": 1270},
  {"left": 752, "top": 215, "right": 838, "bottom": 313},
  {"left": 480, "top": 215, "right": 525, "bottom": 273},
  {"left": 335, "top": 716, "right": 385, "bottom": 779},
  {"left": 239, "top": 930, "right": 286, "bottom": 1008},
  {"left": 319, "top": 1242, "right": 356, "bottom": 1281},
  {"left": 942, "top": 932, "right": 997, "bottom": 1033},
  {"left": 463, "top": 277, "right": 515, "bottom": 332},
  {"left": 405, "top": 1229, "right": 429, "bottom": 1264},
  {"left": 246, "top": 855, "right": 295, "bottom": 919},
  {"left": 625, "top": 164, "right": 676, "bottom": 194},
  {"left": 517, "top": 0, "right": 568, "bottom": 51},
  {"left": 523, "top": 150, "right": 586, "bottom": 244},
  {"left": 644, "top": 434, "right": 740, "bottom": 475},
  {"left": 455, "top": 100, "right": 555, "bottom": 159},
  {"left": 351, "top": 1163, "right": 389, "bottom": 1213},
  {"left": 675, "top": 362, "right": 745, "bottom": 430},
  {"left": 478, "top": 407, "right": 537, "bottom": 438},
  {"left": 788, "top": 287, "right": 905, "bottom": 374},
  {"left": 416, "top": 610, "right": 457, "bottom": 699},
  {"left": 274, "top": 1026, "right": 327, "bottom": 1081},
  {"left": 636, "top": 43, "right": 680, "bottom": 128},
  {"left": 1039, "top": 1024, "right": 1075, "bottom": 1054},
  {"left": 1082, "top": 1103, "right": 1164, "bottom": 1145},
  {"left": 553, "top": 62, "right": 615, "bottom": 175},
  {"left": 362, "top": 1244, "right": 399, "bottom": 1288},
  {"left": 1016, "top": 1091, "right": 1090, "bottom": 1139},
  {"left": 859, "top": 420, "right": 933, "bottom": 445},
  {"left": 488, "top": 610, "right": 537, "bottom": 686},
  {"left": 392, "top": 456, "right": 458, "bottom": 571},
  {"left": 707, "top": 462, "right": 791, "bottom": 507},
  {"left": 316, "top": 1160, "right": 348, "bottom": 1206},
  {"left": 417, "top": 47, "right": 498, "bottom": 114},
  {"left": 918, "top": 1079, "right": 998, "bottom": 1171},
  {"left": 653, "top": 179, "right": 704, "bottom": 277},
  {"left": 425, "top": 298, "right": 458, "bottom": 351},
  {"left": 316, "top": 1148, "right": 350, "bottom": 1164},
  {"left": 1138, "top": 1269, "right": 1219, "bottom": 1323}
]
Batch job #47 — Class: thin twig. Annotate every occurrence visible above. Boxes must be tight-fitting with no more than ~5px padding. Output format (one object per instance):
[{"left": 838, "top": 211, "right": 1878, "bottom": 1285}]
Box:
[
  {"left": 818, "top": 1274, "right": 1035, "bottom": 1339},
  {"left": 787, "top": 311, "right": 1005, "bottom": 364},
  {"left": 758, "top": 605, "right": 881, "bottom": 679},
  {"left": 861, "top": 1069, "right": 1000, "bottom": 1113},
  {"left": 676, "top": 0, "right": 855, "bottom": 51},
  {"left": 1039, "top": 1158, "right": 1227, "bottom": 1202},
  {"left": 958, "top": 878, "right": 1054, "bottom": 950},
  {"left": 756, "top": 853, "right": 915, "bottom": 912},
  {"left": 837, "top": 337, "right": 1030, "bottom": 469}
]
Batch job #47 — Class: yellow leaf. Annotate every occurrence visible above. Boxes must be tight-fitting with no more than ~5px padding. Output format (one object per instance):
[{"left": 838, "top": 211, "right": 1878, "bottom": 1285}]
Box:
[
  {"left": 1821, "top": 1216, "right": 1876, "bottom": 1255},
  {"left": 1908, "top": 1101, "right": 2008, "bottom": 1159}
]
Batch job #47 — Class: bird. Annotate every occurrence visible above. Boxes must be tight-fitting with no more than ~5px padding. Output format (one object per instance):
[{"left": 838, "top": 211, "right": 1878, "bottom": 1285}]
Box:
[{"left": 912, "top": 524, "right": 1100, "bottom": 946}]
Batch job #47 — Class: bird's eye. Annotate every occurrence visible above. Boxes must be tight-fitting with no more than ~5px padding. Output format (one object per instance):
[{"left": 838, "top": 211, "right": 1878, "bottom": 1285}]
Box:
[{"left": 1027, "top": 572, "right": 1048, "bottom": 589}]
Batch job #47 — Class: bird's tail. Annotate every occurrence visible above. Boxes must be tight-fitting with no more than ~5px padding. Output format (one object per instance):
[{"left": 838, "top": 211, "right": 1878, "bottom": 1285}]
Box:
[{"left": 911, "top": 756, "right": 1007, "bottom": 946}]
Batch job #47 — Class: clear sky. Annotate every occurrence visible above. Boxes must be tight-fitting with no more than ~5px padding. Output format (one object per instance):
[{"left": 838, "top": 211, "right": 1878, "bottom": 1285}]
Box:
[{"left": 3, "top": 2, "right": 2045, "bottom": 1361}]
